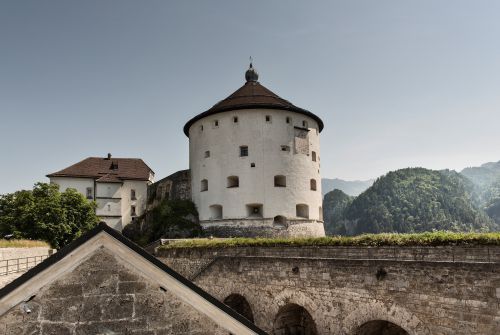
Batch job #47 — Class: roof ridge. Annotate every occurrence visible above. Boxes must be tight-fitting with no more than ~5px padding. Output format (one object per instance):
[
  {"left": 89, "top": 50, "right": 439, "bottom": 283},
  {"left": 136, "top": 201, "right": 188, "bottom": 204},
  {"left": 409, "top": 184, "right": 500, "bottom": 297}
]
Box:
[{"left": 47, "top": 157, "right": 154, "bottom": 180}]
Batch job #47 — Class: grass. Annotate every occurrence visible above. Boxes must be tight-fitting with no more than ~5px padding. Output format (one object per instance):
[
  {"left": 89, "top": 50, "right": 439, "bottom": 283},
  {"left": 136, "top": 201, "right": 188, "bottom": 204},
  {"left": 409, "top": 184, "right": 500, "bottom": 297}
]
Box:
[
  {"left": 159, "top": 231, "right": 500, "bottom": 249},
  {"left": 0, "top": 239, "right": 50, "bottom": 248}
]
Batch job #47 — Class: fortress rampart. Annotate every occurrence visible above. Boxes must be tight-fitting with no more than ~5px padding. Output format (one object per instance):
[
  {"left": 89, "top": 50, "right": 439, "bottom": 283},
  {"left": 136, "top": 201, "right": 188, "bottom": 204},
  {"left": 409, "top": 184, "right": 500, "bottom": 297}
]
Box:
[{"left": 157, "top": 245, "right": 500, "bottom": 335}]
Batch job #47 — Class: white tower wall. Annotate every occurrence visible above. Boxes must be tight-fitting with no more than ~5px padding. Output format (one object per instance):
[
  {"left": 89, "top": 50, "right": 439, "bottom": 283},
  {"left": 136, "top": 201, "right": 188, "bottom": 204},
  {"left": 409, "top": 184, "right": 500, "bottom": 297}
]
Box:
[{"left": 188, "top": 109, "right": 324, "bottom": 237}]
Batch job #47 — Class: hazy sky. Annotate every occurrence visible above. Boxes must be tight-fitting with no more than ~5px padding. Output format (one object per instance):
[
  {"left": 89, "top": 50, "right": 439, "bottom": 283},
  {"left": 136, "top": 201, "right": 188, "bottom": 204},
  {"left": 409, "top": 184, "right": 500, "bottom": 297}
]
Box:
[{"left": 1, "top": 1, "right": 499, "bottom": 194}]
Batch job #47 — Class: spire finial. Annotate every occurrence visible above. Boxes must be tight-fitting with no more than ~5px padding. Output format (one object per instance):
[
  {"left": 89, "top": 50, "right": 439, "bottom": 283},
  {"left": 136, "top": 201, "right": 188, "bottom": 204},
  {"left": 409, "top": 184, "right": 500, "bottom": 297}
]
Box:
[{"left": 245, "top": 57, "right": 258, "bottom": 82}]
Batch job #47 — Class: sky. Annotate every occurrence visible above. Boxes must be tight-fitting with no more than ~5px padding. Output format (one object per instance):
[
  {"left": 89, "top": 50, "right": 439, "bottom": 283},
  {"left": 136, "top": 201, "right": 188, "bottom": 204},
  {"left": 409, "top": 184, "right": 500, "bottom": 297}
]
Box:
[{"left": 1, "top": 1, "right": 499, "bottom": 194}]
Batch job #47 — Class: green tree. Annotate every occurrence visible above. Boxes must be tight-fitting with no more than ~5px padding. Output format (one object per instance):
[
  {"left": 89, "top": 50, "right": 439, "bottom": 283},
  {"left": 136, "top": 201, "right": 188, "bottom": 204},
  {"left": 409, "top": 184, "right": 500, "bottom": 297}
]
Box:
[{"left": 0, "top": 183, "right": 99, "bottom": 248}]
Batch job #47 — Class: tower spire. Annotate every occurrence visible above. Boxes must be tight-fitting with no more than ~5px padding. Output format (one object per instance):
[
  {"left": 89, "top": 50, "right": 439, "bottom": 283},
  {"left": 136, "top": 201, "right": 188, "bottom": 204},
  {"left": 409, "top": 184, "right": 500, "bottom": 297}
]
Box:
[{"left": 245, "top": 57, "right": 259, "bottom": 82}]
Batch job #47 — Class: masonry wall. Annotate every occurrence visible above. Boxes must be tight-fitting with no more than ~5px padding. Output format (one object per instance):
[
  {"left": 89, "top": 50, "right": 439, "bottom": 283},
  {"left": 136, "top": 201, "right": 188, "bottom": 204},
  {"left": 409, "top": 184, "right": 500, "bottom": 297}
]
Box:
[
  {"left": 147, "top": 169, "right": 191, "bottom": 209},
  {"left": 201, "top": 218, "right": 325, "bottom": 238},
  {"left": 157, "top": 245, "right": 500, "bottom": 335},
  {"left": 0, "top": 248, "right": 226, "bottom": 335}
]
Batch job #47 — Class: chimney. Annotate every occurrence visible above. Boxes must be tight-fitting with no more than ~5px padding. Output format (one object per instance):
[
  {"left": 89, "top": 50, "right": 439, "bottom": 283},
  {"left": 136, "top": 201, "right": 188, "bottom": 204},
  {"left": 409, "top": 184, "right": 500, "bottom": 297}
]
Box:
[{"left": 106, "top": 153, "right": 112, "bottom": 160}]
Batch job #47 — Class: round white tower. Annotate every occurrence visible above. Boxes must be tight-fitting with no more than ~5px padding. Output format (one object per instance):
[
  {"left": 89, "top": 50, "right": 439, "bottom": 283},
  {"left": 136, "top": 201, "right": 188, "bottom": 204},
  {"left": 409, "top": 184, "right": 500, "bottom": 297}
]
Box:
[{"left": 184, "top": 64, "right": 325, "bottom": 237}]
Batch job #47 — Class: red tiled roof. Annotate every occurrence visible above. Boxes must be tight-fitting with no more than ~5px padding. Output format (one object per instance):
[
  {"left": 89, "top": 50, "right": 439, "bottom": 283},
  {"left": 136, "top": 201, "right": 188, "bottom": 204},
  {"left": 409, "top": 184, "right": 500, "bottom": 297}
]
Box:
[
  {"left": 208, "top": 81, "right": 302, "bottom": 112},
  {"left": 96, "top": 174, "right": 123, "bottom": 183},
  {"left": 183, "top": 81, "right": 324, "bottom": 136},
  {"left": 47, "top": 157, "right": 153, "bottom": 181}
]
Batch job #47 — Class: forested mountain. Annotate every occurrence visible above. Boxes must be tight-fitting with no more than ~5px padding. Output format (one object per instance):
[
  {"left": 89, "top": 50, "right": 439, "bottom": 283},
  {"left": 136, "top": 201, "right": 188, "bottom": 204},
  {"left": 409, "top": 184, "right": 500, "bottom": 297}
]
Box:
[
  {"left": 323, "top": 168, "right": 497, "bottom": 235},
  {"left": 461, "top": 161, "right": 500, "bottom": 188},
  {"left": 321, "top": 178, "right": 374, "bottom": 196},
  {"left": 322, "top": 189, "right": 353, "bottom": 235},
  {"left": 460, "top": 161, "right": 500, "bottom": 225}
]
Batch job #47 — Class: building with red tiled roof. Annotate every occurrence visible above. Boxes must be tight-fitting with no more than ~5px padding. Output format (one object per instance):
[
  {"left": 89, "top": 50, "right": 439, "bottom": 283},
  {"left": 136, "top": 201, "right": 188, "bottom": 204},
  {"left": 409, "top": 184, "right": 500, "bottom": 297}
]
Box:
[{"left": 47, "top": 154, "right": 154, "bottom": 230}]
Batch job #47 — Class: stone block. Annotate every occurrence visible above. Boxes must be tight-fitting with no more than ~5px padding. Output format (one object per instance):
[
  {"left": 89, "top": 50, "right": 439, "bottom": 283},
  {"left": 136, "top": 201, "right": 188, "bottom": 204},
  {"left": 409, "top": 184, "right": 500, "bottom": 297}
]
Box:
[
  {"left": 74, "top": 320, "right": 144, "bottom": 334},
  {"left": 118, "top": 281, "right": 148, "bottom": 294},
  {"left": 40, "top": 297, "right": 82, "bottom": 322},
  {"left": 41, "top": 322, "right": 72, "bottom": 335},
  {"left": 41, "top": 282, "right": 83, "bottom": 299},
  {"left": 101, "top": 294, "right": 134, "bottom": 320},
  {"left": 81, "top": 272, "right": 119, "bottom": 295}
]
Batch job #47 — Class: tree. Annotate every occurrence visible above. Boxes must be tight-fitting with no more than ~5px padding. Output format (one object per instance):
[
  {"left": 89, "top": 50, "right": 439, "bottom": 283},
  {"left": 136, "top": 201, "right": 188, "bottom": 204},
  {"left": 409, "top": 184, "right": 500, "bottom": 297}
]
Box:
[{"left": 0, "top": 183, "right": 99, "bottom": 248}]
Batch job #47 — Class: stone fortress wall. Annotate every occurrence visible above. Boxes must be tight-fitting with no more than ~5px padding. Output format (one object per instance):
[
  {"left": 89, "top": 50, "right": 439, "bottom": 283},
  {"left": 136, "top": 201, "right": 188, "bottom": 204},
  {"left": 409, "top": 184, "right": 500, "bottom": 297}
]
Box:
[
  {"left": 157, "top": 245, "right": 500, "bottom": 335},
  {"left": 146, "top": 169, "right": 191, "bottom": 210},
  {"left": 201, "top": 218, "right": 326, "bottom": 238}
]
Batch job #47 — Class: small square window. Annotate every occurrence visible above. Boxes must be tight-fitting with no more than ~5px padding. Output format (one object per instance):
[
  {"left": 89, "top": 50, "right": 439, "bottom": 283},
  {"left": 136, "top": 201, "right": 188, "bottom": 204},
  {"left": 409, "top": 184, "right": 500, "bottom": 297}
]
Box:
[
  {"left": 214, "top": 120, "right": 219, "bottom": 127},
  {"left": 86, "top": 187, "right": 93, "bottom": 199},
  {"left": 302, "top": 120, "right": 308, "bottom": 128},
  {"left": 205, "top": 150, "right": 210, "bottom": 158},
  {"left": 286, "top": 117, "right": 291, "bottom": 124},
  {"left": 240, "top": 146, "right": 248, "bottom": 157},
  {"left": 281, "top": 145, "right": 290, "bottom": 152},
  {"left": 251, "top": 163, "right": 256, "bottom": 167},
  {"left": 200, "top": 125, "right": 204, "bottom": 131},
  {"left": 201, "top": 179, "right": 208, "bottom": 192},
  {"left": 233, "top": 116, "right": 238, "bottom": 123},
  {"left": 310, "top": 179, "right": 317, "bottom": 191},
  {"left": 265, "top": 115, "right": 271, "bottom": 123},
  {"left": 131, "top": 189, "right": 136, "bottom": 200}
]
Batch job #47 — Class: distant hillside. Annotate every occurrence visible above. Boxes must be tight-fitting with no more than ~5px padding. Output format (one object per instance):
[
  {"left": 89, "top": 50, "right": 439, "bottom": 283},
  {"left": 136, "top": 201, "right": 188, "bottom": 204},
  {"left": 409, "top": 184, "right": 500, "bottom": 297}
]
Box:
[
  {"left": 321, "top": 178, "right": 374, "bottom": 196},
  {"left": 460, "top": 161, "right": 500, "bottom": 224},
  {"left": 322, "top": 189, "right": 353, "bottom": 235},
  {"left": 461, "top": 161, "right": 500, "bottom": 188},
  {"left": 323, "top": 168, "right": 497, "bottom": 235}
]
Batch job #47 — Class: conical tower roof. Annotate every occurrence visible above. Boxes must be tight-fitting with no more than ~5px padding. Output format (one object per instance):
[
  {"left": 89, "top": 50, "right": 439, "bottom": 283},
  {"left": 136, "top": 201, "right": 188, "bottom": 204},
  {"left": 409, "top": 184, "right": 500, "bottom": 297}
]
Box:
[{"left": 183, "top": 63, "right": 324, "bottom": 136}]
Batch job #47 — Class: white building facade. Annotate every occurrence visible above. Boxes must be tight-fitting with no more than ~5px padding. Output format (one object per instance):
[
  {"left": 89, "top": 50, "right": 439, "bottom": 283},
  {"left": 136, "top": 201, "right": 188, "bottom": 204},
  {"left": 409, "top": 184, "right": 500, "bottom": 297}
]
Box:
[
  {"left": 47, "top": 155, "right": 154, "bottom": 231},
  {"left": 184, "top": 64, "right": 325, "bottom": 237}
]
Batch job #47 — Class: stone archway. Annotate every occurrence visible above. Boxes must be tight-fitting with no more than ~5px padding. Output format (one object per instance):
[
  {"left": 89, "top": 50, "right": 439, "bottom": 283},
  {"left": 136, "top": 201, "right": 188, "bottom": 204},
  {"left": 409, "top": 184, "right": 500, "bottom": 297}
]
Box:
[
  {"left": 341, "top": 301, "right": 430, "bottom": 335},
  {"left": 354, "top": 320, "right": 409, "bottom": 335},
  {"left": 223, "top": 293, "right": 254, "bottom": 323},
  {"left": 273, "top": 303, "right": 318, "bottom": 335}
]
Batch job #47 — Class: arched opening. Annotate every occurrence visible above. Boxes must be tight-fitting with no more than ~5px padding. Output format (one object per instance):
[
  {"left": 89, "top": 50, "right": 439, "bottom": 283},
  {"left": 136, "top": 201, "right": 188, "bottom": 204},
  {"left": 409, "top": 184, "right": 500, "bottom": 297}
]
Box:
[
  {"left": 223, "top": 294, "right": 254, "bottom": 323},
  {"left": 354, "top": 320, "right": 409, "bottom": 335},
  {"left": 296, "top": 204, "right": 309, "bottom": 219},
  {"left": 310, "top": 179, "right": 317, "bottom": 191},
  {"left": 274, "top": 175, "right": 286, "bottom": 187},
  {"left": 227, "top": 176, "right": 239, "bottom": 188},
  {"left": 209, "top": 204, "right": 223, "bottom": 220},
  {"left": 273, "top": 303, "right": 318, "bottom": 335},
  {"left": 273, "top": 215, "right": 287, "bottom": 226},
  {"left": 246, "top": 204, "right": 263, "bottom": 218},
  {"left": 200, "top": 179, "right": 208, "bottom": 192}
]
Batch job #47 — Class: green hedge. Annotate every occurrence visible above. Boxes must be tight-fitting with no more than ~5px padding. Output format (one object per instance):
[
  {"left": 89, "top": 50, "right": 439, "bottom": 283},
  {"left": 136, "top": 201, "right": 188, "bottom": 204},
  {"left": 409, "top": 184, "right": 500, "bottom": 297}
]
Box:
[{"left": 159, "top": 231, "right": 500, "bottom": 249}]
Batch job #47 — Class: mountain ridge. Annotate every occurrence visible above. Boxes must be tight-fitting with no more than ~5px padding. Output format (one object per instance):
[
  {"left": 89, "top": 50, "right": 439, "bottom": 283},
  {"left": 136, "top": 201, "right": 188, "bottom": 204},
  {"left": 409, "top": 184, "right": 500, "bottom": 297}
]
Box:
[
  {"left": 321, "top": 178, "right": 374, "bottom": 197},
  {"left": 323, "top": 163, "right": 500, "bottom": 235}
]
